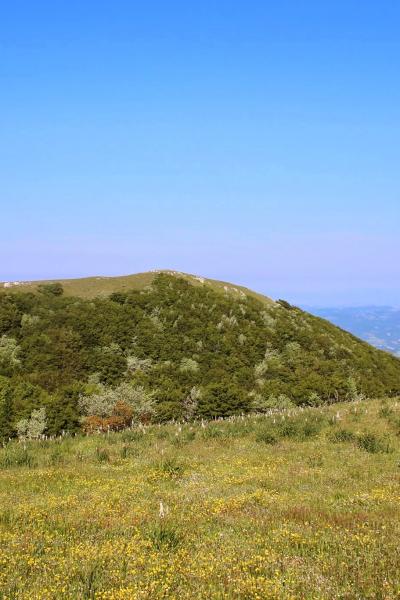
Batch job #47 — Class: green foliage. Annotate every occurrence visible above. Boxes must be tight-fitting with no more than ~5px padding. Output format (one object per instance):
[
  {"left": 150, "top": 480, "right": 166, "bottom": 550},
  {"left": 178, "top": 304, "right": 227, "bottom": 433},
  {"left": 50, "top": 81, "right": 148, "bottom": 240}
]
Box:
[
  {"left": 179, "top": 357, "right": 199, "bottom": 373},
  {"left": 379, "top": 403, "right": 394, "bottom": 419},
  {"left": 255, "top": 428, "right": 278, "bottom": 445},
  {"left": 172, "top": 429, "right": 196, "bottom": 446},
  {"left": 95, "top": 447, "right": 110, "bottom": 463},
  {"left": 79, "top": 382, "right": 155, "bottom": 422},
  {"left": 0, "top": 398, "right": 400, "bottom": 598},
  {"left": 330, "top": 427, "right": 392, "bottom": 453},
  {"left": 155, "top": 401, "right": 184, "bottom": 423},
  {"left": 0, "top": 446, "right": 36, "bottom": 468},
  {"left": 0, "top": 378, "right": 14, "bottom": 440},
  {"left": 0, "top": 273, "right": 399, "bottom": 436},
  {"left": 147, "top": 522, "right": 182, "bottom": 551},
  {"left": 16, "top": 407, "right": 47, "bottom": 440},
  {"left": 197, "top": 382, "right": 249, "bottom": 418},
  {"left": 330, "top": 428, "right": 357, "bottom": 443},
  {"left": 37, "top": 282, "right": 64, "bottom": 297},
  {"left": 201, "top": 424, "right": 229, "bottom": 440},
  {"left": 0, "top": 335, "right": 20, "bottom": 375},
  {"left": 157, "top": 456, "right": 185, "bottom": 478},
  {"left": 45, "top": 385, "right": 82, "bottom": 436},
  {"left": 251, "top": 393, "right": 294, "bottom": 412},
  {"left": 357, "top": 432, "right": 392, "bottom": 454},
  {"left": 277, "top": 414, "right": 326, "bottom": 441}
]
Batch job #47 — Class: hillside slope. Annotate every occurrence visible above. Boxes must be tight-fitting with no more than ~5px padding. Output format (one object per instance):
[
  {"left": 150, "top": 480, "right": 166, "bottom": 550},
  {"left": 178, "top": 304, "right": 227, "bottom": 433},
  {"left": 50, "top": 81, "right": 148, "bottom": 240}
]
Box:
[
  {"left": 0, "top": 270, "right": 275, "bottom": 305},
  {"left": 308, "top": 305, "right": 400, "bottom": 357},
  {"left": 1, "top": 272, "right": 399, "bottom": 437},
  {"left": 1, "top": 398, "right": 399, "bottom": 598}
]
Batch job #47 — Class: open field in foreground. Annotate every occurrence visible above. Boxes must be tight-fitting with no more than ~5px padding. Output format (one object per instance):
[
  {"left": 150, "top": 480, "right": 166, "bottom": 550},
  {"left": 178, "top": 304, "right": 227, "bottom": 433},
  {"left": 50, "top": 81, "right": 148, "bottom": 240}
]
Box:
[{"left": 1, "top": 399, "right": 400, "bottom": 599}]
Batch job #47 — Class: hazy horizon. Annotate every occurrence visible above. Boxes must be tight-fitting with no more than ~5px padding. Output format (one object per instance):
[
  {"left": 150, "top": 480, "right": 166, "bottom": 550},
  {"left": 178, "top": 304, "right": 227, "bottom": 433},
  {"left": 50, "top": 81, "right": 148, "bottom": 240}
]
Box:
[{"left": 1, "top": 267, "right": 399, "bottom": 309}]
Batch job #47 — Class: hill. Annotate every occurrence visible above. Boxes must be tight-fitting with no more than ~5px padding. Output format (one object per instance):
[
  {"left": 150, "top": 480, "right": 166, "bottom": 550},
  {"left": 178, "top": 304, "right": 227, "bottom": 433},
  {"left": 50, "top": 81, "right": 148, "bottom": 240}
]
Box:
[
  {"left": 1, "top": 271, "right": 400, "bottom": 439},
  {"left": 0, "top": 269, "right": 275, "bottom": 305},
  {"left": 307, "top": 305, "right": 400, "bottom": 357},
  {"left": 1, "top": 398, "right": 399, "bottom": 598}
]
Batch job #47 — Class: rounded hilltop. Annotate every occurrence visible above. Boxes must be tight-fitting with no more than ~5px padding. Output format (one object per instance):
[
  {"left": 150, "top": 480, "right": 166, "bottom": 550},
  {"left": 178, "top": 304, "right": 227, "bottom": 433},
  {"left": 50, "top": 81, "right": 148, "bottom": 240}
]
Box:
[{"left": 0, "top": 270, "right": 275, "bottom": 305}]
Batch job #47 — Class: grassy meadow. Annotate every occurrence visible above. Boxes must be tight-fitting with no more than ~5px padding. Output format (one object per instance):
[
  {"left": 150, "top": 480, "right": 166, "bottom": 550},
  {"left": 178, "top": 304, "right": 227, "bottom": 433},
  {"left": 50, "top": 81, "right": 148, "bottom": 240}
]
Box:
[
  {"left": 0, "top": 270, "right": 274, "bottom": 305},
  {"left": 1, "top": 398, "right": 400, "bottom": 599}
]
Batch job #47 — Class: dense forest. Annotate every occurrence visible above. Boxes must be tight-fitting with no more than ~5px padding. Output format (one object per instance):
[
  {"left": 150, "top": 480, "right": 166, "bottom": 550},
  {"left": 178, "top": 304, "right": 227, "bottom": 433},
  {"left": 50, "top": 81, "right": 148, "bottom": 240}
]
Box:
[{"left": 1, "top": 273, "right": 399, "bottom": 440}]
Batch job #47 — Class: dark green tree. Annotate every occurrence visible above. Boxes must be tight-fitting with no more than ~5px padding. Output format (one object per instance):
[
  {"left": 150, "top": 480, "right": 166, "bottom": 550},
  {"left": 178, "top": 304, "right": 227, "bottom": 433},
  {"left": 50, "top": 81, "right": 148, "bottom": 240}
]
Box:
[
  {"left": 38, "top": 282, "right": 64, "bottom": 297},
  {"left": 0, "top": 377, "right": 14, "bottom": 440},
  {"left": 197, "top": 382, "right": 249, "bottom": 418}
]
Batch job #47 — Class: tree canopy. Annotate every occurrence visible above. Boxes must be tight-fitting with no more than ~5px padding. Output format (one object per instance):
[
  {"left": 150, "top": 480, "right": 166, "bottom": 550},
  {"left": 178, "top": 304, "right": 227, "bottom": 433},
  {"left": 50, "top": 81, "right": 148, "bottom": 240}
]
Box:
[{"left": 1, "top": 273, "right": 399, "bottom": 439}]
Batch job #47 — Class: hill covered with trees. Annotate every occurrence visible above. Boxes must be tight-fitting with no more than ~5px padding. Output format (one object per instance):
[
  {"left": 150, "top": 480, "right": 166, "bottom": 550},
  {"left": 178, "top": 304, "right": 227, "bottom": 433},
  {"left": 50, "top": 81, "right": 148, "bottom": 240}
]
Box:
[
  {"left": 307, "top": 305, "right": 400, "bottom": 357},
  {"left": 1, "top": 272, "right": 399, "bottom": 440}
]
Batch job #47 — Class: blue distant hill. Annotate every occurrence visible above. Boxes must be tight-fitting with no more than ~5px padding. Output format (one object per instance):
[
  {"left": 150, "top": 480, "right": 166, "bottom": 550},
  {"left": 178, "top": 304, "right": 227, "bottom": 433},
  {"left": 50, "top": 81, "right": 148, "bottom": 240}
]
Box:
[{"left": 306, "top": 306, "right": 400, "bottom": 357}]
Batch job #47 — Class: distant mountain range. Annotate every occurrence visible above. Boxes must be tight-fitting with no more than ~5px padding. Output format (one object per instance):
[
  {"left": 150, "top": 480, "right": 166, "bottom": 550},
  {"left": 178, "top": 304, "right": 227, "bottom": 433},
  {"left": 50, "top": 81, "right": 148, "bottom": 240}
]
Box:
[{"left": 306, "top": 306, "right": 400, "bottom": 357}]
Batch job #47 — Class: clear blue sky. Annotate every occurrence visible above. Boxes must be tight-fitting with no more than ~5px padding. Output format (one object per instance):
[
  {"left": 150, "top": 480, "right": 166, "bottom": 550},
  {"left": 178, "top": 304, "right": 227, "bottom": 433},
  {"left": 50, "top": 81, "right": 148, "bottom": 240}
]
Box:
[{"left": 1, "top": 1, "right": 399, "bottom": 305}]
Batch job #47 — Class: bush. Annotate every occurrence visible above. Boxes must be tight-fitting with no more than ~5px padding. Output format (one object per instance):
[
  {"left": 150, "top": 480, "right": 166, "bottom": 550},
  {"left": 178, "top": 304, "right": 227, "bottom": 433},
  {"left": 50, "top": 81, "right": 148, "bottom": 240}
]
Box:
[
  {"left": 156, "top": 428, "right": 172, "bottom": 440},
  {"left": 147, "top": 522, "right": 181, "bottom": 551},
  {"left": 197, "top": 382, "right": 249, "bottom": 419},
  {"left": 0, "top": 335, "right": 21, "bottom": 375},
  {"left": 379, "top": 403, "right": 394, "bottom": 419},
  {"left": 16, "top": 407, "right": 47, "bottom": 440},
  {"left": 201, "top": 424, "right": 228, "bottom": 440},
  {"left": 157, "top": 456, "right": 185, "bottom": 478},
  {"left": 307, "top": 392, "right": 323, "bottom": 407},
  {"left": 179, "top": 358, "right": 199, "bottom": 373},
  {"left": 119, "top": 443, "right": 139, "bottom": 458},
  {"left": 49, "top": 448, "right": 65, "bottom": 466},
  {"left": 252, "top": 394, "right": 294, "bottom": 412},
  {"left": 256, "top": 428, "right": 278, "bottom": 445},
  {"left": 79, "top": 383, "right": 155, "bottom": 428},
  {"left": 299, "top": 421, "right": 321, "bottom": 439},
  {"left": 357, "top": 433, "right": 392, "bottom": 454},
  {"left": 277, "top": 420, "right": 299, "bottom": 439},
  {"left": 390, "top": 417, "right": 400, "bottom": 436},
  {"left": 95, "top": 447, "right": 110, "bottom": 463},
  {"left": 277, "top": 415, "right": 325, "bottom": 441},
  {"left": 155, "top": 401, "right": 183, "bottom": 423},
  {"left": 172, "top": 430, "right": 196, "bottom": 447},
  {"left": 0, "top": 446, "right": 36, "bottom": 468},
  {"left": 38, "top": 282, "right": 64, "bottom": 297},
  {"left": 330, "top": 428, "right": 357, "bottom": 443},
  {"left": 120, "top": 429, "right": 145, "bottom": 443}
]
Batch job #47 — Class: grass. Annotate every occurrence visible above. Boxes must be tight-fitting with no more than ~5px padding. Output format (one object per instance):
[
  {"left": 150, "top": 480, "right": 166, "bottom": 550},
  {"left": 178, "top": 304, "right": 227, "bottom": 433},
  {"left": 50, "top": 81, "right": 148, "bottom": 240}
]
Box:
[
  {"left": 0, "top": 269, "right": 275, "bottom": 304},
  {"left": 1, "top": 398, "right": 400, "bottom": 598}
]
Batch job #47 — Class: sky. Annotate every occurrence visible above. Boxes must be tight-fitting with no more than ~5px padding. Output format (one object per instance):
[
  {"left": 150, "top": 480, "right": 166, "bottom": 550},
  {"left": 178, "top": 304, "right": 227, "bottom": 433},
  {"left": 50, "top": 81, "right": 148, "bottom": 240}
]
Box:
[{"left": 1, "top": 1, "right": 399, "bottom": 306}]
